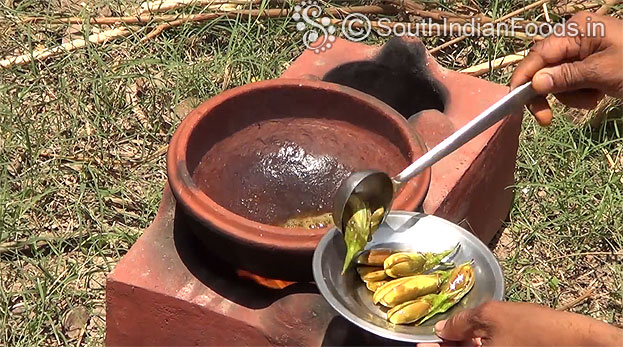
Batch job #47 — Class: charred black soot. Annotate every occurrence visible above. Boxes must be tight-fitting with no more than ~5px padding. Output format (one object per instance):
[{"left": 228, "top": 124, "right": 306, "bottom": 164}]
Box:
[{"left": 323, "top": 37, "right": 448, "bottom": 118}]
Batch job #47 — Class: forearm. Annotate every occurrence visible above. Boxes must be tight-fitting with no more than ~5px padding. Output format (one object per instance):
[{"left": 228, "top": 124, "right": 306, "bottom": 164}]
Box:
[
  {"left": 551, "top": 309, "right": 622, "bottom": 346},
  {"left": 578, "top": 314, "right": 622, "bottom": 346}
]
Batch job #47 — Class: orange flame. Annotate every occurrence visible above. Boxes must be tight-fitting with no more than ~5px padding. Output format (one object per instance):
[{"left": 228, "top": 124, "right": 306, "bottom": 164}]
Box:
[{"left": 236, "top": 269, "right": 296, "bottom": 289}]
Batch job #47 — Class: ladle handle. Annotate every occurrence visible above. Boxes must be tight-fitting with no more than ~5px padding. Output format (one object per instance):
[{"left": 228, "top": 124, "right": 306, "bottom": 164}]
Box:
[{"left": 395, "top": 81, "right": 536, "bottom": 183}]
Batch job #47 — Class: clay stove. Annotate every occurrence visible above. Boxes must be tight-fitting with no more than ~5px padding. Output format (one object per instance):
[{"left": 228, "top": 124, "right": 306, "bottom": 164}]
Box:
[{"left": 106, "top": 37, "right": 522, "bottom": 345}]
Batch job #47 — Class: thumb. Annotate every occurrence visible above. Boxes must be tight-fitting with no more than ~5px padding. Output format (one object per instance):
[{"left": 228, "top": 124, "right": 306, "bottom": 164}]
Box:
[
  {"left": 532, "top": 61, "right": 597, "bottom": 94},
  {"left": 434, "top": 308, "right": 488, "bottom": 341}
]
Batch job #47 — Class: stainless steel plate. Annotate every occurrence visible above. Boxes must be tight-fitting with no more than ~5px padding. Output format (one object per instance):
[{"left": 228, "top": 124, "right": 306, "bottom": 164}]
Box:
[{"left": 312, "top": 211, "right": 504, "bottom": 343}]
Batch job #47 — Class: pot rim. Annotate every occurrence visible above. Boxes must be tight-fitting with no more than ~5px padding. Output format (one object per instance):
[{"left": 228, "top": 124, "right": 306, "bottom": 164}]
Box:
[{"left": 167, "top": 78, "right": 430, "bottom": 252}]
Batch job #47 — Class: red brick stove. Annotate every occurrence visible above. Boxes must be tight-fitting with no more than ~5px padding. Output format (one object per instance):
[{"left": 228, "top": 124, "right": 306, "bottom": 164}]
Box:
[{"left": 106, "top": 38, "right": 522, "bottom": 345}]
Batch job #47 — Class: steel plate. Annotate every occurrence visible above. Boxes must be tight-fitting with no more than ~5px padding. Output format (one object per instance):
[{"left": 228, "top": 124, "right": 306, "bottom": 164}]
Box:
[{"left": 312, "top": 211, "right": 504, "bottom": 343}]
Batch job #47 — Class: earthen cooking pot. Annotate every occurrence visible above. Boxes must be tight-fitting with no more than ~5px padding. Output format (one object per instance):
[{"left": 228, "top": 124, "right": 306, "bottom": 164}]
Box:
[{"left": 167, "top": 79, "right": 430, "bottom": 281}]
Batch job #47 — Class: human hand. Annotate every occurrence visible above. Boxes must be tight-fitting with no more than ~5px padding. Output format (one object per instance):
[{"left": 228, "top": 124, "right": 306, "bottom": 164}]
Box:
[
  {"left": 430, "top": 301, "right": 622, "bottom": 346},
  {"left": 510, "top": 12, "right": 623, "bottom": 126}
]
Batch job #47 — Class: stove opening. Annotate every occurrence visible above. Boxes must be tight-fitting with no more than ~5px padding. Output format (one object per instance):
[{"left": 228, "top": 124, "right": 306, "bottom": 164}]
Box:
[{"left": 323, "top": 37, "right": 447, "bottom": 118}]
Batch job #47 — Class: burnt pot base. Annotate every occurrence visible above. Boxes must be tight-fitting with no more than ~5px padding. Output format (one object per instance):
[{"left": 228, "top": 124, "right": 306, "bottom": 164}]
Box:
[{"left": 180, "top": 205, "right": 315, "bottom": 281}]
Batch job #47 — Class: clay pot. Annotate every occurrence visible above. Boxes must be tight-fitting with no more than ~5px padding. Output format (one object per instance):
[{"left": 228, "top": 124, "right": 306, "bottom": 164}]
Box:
[{"left": 167, "top": 79, "right": 429, "bottom": 281}]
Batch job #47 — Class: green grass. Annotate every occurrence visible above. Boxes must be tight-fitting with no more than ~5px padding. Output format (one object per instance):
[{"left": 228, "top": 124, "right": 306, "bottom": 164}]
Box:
[
  {"left": 500, "top": 114, "right": 623, "bottom": 323},
  {"left": 0, "top": 0, "right": 622, "bottom": 345},
  {"left": 0, "top": 1, "right": 304, "bottom": 344}
]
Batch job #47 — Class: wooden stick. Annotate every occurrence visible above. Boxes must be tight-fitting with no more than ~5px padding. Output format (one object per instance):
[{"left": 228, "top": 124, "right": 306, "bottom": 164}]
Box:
[
  {"left": 22, "top": 5, "right": 388, "bottom": 25},
  {"left": 542, "top": 3, "right": 551, "bottom": 22},
  {"left": 141, "top": 16, "right": 200, "bottom": 41},
  {"left": 140, "top": 6, "right": 391, "bottom": 42},
  {"left": 139, "top": 0, "right": 259, "bottom": 14},
  {"left": 75, "top": 325, "right": 87, "bottom": 347},
  {"left": 430, "top": 0, "right": 550, "bottom": 54},
  {"left": 405, "top": 9, "right": 489, "bottom": 24},
  {"left": 23, "top": 13, "right": 206, "bottom": 24},
  {"left": 23, "top": 14, "right": 162, "bottom": 24},
  {"left": 139, "top": 9, "right": 284, "bottom": 42},
  {"left": 429, "top": 35, "right": 466, "bottom": 54},
  {"left": 0, "top": 234, "right": 85, "bottom": 255},
  {"left": 0, "top": 239, "right": 45, "bottom": 255},
  {"left": 603, "top": 148, "right": 617, "bottom": 169},
  {"left": 496, "top": 0, "right": 551, "bottom": 22},
  {"left": 550, "top": 2, "right": 601, "bottom": 15},
  {"left": 556, "top": 279, "right": 598, "bottom": 311},
  {"left": 459, "top": 49, "right": 529, "bottom": 76},
  {"left": 0, "top": 27, "right": 130, "bottom": 68},
  {"left": 326, "top": 5, "right": 396, "bottom": 17},
  {"left": 383, "top": 0, "right": 492, "bottom": 24},
  {"left": 466, "top": 0, "right": 482, "bottom": 13},
  {"left": 596, "top": 0, "right": 622, "bottom": 15}
]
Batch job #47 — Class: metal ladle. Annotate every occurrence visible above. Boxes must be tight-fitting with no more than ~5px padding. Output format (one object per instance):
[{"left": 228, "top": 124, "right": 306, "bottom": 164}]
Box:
[{"left": 332, "top": 81, "right": 537, "bottom": 231}]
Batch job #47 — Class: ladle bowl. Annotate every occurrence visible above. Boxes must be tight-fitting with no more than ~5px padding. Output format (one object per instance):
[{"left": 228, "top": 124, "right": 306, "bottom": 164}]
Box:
[{"left": 167, "top": 79, "right": 430, "bottom": 280}]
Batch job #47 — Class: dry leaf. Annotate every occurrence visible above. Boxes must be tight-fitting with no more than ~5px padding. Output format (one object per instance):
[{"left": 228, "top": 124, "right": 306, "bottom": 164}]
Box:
[
  {"left": 10, "top": 302, "right": 25, "bottom": 315},
  {"left": 215, "top": 3, "right": 239, "bottom": 11},
  {"left": 63, "top": 306, "right": 89, "bottom": 340},
  {"left": 222, "top": 59, "right": 232, "bottom": 90},
  {"left": 84, "top": 120, "right": 94, "bottom": 136},
  {"left": 135, "top": 75, "right": 167, "bottom": 91},
  {"left": 88, "top": 271, "right": 106, "bottom": 290},
  {"left": 173, "top": 97, "right": 200, "bottom": 119},
  {"left": 589, "top": 97, "right": 623, "bottom": 128},
  {"left": 58, "top": 0, "right": 86, "bottom": 13},
  {"left": 87, "top": 307, "right": 106, "bottom": 331},
  {"left": 125, "top": 81, "right": 148, "bottom": 126},
  {"left": 63, "top": 24, "right": 84, "bottom": 44},
  {"left": 7, "top": 151, "right": 25, "bottom": 176},
  {"left": 112, "top": 206, "right": 140, "bottom": 219},
  {"left": 97, "top": 5, "right": 112, "bottom": 17},
  {"left": 62, "top": 162, "right": 83, "bottom": 172}
]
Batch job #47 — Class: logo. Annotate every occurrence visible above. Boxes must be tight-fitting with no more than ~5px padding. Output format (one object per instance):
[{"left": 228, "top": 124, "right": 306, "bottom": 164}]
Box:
[
  {"left": 292, "top": 2, "right": 598, "bottom": 53},
  {"left": 341, "top": 13, "right": 371, "bottom": 42},
  {"left": 292, "top": 1, "right": 336, "bottom": 53}
]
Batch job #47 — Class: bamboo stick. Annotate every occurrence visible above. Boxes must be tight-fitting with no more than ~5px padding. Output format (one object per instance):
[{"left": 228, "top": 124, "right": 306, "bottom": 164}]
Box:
[
  {"left": 139, "top": 0, "right": 259, "bottom": 14},
  {"left": 22, "top": 5, "right": 389, "bottom": 25},
  {"left": 459, "top": 49, "right": 529, "bottom": 76},
  {"left": 0, "top": 27, "right": 130, "bottom": 68}
]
